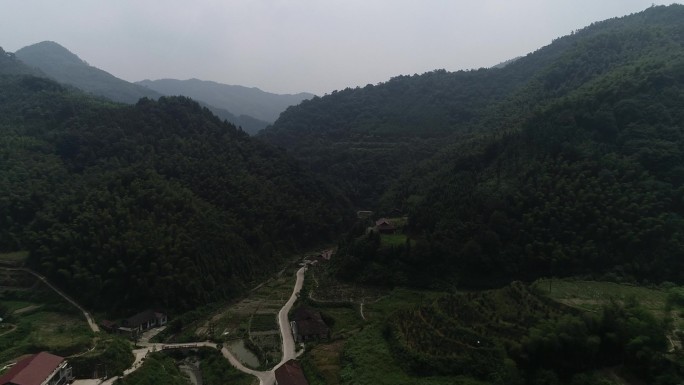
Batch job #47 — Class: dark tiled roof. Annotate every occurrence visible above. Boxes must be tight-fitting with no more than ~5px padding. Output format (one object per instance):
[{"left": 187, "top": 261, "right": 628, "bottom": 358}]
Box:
[
  {"left": 274, "top": 359, "right": 309, "bottom": 385},
  {"left": 123, "top": 310, "right": 157, "bottom": 328},
  {"left": 0, "top": 352, "right": 64, "bottom": 385},
  {"left": 292, "top": 307, "right": 329, "bottom": 337}
]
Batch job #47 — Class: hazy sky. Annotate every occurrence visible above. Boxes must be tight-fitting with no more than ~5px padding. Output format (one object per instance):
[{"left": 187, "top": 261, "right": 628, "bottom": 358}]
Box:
[{"left": 1, "top": 0, "right": 677, "bottom": 94}]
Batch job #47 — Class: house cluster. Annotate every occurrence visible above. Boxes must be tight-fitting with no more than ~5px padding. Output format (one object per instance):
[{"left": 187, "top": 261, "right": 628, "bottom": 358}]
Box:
[
  {"left": 101, "top": 309, "right": 167, "bottom": 339},
  {"left": 289, "top": 306, "right": 330, "bottom": 343},
  {"left": 274, "top": 359, "right": 309, "bottom": 385},
  {"left": 0, "top": 351, "right": 73, "bottom": 385}
]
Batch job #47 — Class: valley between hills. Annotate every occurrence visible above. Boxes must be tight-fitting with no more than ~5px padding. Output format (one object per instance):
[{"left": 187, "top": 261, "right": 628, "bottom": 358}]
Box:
[{"left": 3, "top": 4, "right": 684, "bottom": 385}]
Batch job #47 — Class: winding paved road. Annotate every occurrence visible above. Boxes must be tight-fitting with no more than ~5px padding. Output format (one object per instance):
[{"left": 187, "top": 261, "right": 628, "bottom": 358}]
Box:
[{"left": 100, "top": 263, "right": 309, "bottom": 385}]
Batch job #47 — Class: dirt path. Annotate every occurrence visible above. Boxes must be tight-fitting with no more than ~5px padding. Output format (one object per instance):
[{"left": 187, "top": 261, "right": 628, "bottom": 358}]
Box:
[
  {"left": 1, "top": 267, "right": 99, "bottom": 333},
  {"left": 13, "top": 304, "right": 43, "bottom": 314}
]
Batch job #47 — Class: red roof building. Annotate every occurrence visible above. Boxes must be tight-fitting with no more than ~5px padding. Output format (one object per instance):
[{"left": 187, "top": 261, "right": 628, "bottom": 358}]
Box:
[
  {"left": 0, "top": 352, "right": 73, "bottom": 385},
  {"left": 274, "top": 359, "right": 309, "bottom": 385},
  {"left": 375, "top": 218, "right": 396, "bottom": 234}
]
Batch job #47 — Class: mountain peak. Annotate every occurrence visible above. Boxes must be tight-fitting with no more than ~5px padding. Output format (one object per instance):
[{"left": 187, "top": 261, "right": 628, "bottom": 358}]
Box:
[
  {"left": 15, "top": 41, "right": 161, "bottom": 104},
  {"left": 17, "top": 41, "right": 88, "bottom": 67}
]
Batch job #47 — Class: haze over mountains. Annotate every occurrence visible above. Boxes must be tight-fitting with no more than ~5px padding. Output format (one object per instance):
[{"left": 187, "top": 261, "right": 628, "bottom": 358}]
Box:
[
  {"left": 13, "top": 41, "right": 312, "bottom": 134},
  {"left": 137, "top": 78, "right": 314, "bottom": 123},
  {"left": 15, "top": 41, "right": 162, "bottom": 103},
  {"left": 3, "top": 4, "right": 684, "bottom": 384}
]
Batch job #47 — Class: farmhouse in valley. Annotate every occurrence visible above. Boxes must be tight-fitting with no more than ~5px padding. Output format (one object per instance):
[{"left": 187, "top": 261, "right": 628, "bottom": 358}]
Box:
[
  {"left": 101, "top": 309, "right": 167, "bottom": 339},
  {"left": 0, "top": 351, "right": 73, "bottom": 385}
]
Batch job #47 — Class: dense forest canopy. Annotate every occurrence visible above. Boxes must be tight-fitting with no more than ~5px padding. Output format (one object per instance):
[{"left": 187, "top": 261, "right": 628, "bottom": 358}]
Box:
[
  {"left": 261, "top": 4, "right": 684, "bottom": 209},
  {"left": 2, "top": 2, "right": 684, "bottom": 326},
  {"left": 0, "top": 72, "right": 351, "bottom": 314},
  {"left": 261, "top": 5, "right": 684, "bottom": 288}
]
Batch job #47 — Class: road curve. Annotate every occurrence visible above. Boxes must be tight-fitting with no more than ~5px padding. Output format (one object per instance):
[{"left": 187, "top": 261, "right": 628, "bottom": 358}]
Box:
[
  {"left": 89, "top": 263, "right": 308, "bottom": 385},
  {"left": 277, "top": 264, "right": 307, "bottom": 365}
]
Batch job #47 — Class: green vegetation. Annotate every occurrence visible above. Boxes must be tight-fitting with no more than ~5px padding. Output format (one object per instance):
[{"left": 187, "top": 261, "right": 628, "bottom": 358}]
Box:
[
  {"left": 250, "top": 313, "right": 278, "bottom": 332},
  {"left": 6, "top": 4, "right": 684, "bottom": 384},
  {"left": 0, "top": 287, "right": 93, "bottom": 363},
  {"left": 309, "top": 5, "right": 684, "bottom": 294},
  {"left": 0, "top": 70, "right": 351, "bottom": 314},
  {"left": 0, "top": 251, "right": 28, "bottom": 263},
  {"left": 341, "top": 324, "right": 488, "bottom": 385},
  {"left": 197, "top": 348, "right": 256, "bottom": 385},
  {"left": 364, "top": 283, "right": 682, "bottom": 385},
  {"left": 532, "top": 279, "right": 669, "bottom": 313},
  {"left": 115, "top": 353, "right": 189, "bottom": 385},
  {"left": 380, "top": 233, "right": 408, "bottom": 248},
  {"left": 70, "top": 336, "right": 134, "bottom": 378}
]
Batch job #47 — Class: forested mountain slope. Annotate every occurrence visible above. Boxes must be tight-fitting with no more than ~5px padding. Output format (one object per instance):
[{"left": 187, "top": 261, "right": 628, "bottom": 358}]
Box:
[
  {"left": 0, "top": 73, "right": 351, "bottom": 314},
  {"left": 15, "top": 41, "right": 162, "bottom": 104},
  {"left": 260, "top": 4, "right": 684, "bottom": 208},
  {"left": 333, "top": 5, "right": 684, "bottom": 288}
]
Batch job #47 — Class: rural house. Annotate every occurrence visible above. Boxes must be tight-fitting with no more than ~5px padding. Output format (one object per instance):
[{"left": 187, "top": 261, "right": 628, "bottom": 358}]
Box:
[
  {"left": 274, "top": 359, "right": 309, "bottom": 385},
  {"left": 117, "top": 309, "right": 167, "bottom": 338},
  {"left": 0, "top": 351, "right": 73, "bottom": 385},
  {"left": 290, "top": 307, "right": 330, "bottom": 343},
  {"left": 375, "top": 218, "right": 396, "bottom": 234}
]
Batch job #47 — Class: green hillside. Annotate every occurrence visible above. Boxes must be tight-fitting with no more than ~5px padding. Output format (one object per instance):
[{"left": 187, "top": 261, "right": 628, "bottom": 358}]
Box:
[
  {"left": 0, "top": 47, "right": 43, "bottom": 76},
  {"left": 380, "top": 9, "right": 684, "bottom": 287},
  {"left": 15, "top": 41, "right": 162, "bottom": 104},
  {"left": 0, "top": 73, "right": 351, "bottom": 314},
  {"left": 259, "top": 5, "right": 684, "bottom": 289},
  {"left": 260, "top": 5, "right": 684, "bottom": 209}
]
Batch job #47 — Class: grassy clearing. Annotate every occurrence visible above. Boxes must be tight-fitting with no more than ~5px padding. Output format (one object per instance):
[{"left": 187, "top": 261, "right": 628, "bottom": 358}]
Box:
[
  {"left": 0, "top": 306, "right": 93, "bottom": 363},
  {"left": 340, "top": 324, "right": 488, "bottom": 385},
  {"left": 115, "top": 352, "right": 189, "bottom": 385},
  {"left": 303, "top": 340, "right": 345, "bottom": 385},
  {"left": 3, "top": 300, "right": 35, "bottom": 313},
  {"left": 363, "top": 287, "right": 445, "bottom": 321},
  {"left": 0, "top": 251, "right": 28, "bottom": 263},
  {"left": 299, "top": 281, "right": 449, "bottom": 384},
  {"left": 319, "top": 307, "right": 363, "bottom": 338},
  {"left": 532, "top": 279, "right": 669, "bottom": 315},
  {"left": 380, "top": 233, "right": 408, "bottom": 247},
  {"left": 532, "top": 278, "right": 684, "bottom": 358},
  {"left": 307, "top": 262, "right": 387, "bottom": 304},
  {"left": 0, "top": 273, "right": 95, "bottom": 364},
  {"left": 250, "top": 313, "right": 278, "bottom": 332}
]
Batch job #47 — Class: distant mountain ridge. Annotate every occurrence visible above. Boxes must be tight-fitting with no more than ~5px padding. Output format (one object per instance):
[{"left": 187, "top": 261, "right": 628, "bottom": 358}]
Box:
[
  {"left": 11, "top": 41, "right": 293, "bottom": 134},
  {"left": 137, "top": 78, "right": 315, "bottom": 123},
  {"left": 15, "top": 41, "right": 162, "bottom": 104}
]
